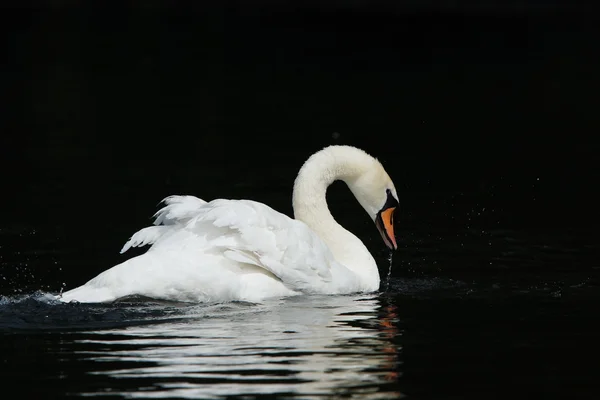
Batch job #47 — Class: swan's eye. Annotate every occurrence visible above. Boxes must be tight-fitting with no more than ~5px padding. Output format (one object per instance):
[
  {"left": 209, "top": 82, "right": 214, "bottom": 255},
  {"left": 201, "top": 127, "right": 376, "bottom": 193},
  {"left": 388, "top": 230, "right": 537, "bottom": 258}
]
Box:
[{"left": 382, "top": 188, "right": 399, "bottom": 210}]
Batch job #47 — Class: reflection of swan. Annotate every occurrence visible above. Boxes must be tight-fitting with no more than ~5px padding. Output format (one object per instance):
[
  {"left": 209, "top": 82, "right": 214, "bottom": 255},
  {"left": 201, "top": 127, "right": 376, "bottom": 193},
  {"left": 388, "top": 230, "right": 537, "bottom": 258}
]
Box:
[
  {"left": 60, "top": 146, "right": 399, "bottom": 303},
  {"left": 74, "top": 295, "right": 403, "bottom": 398}
]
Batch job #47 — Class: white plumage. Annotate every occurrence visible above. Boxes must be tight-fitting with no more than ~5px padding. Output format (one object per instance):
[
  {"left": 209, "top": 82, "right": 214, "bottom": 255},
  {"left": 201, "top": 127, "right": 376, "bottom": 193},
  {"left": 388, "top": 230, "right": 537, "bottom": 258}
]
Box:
[{"left": 59, "top": 145, "right": 399, "bottom": 304}]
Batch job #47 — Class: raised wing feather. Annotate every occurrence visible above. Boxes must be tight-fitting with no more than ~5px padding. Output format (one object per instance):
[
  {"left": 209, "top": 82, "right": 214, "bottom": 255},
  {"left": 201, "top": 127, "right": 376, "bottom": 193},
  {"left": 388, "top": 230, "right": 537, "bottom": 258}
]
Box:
[
  {"left": 120, "top": 195, "right": 207, "bottom": 254},
  {"left": 120, "top": 225, "right": 172, "bottom": 254},
  {"left": 153, "top": 195, "right": 207, "bottom": 226}
]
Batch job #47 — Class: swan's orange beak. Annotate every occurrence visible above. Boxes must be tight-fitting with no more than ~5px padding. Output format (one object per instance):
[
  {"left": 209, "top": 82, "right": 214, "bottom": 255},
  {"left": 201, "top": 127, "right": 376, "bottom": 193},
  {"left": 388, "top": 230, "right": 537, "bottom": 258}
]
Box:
[{"left": 376, "top": 206, "right": 397, "bottom": 250}]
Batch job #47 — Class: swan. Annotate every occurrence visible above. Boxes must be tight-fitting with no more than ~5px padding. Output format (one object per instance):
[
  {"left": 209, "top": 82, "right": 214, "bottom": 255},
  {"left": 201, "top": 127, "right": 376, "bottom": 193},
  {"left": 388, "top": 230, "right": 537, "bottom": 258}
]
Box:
[{"left": 59, "top": 145, "right": 399, "bottom": 303}]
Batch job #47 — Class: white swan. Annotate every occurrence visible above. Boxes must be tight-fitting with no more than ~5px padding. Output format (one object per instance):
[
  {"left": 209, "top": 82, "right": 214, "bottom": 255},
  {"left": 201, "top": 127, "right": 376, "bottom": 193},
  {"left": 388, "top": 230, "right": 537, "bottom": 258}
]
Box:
[{"left": 59, "top": 145, "right": 399, "bottom": 303}]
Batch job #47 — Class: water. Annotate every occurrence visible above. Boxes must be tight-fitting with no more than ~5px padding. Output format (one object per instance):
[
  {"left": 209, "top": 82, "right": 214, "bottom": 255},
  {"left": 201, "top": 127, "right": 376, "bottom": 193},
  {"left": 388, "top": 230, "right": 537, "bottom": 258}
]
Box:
[
  {"left": 1, "top": 228, "right": 598, "bottom": 399},
  {"left": 2, "top": 294, "right": 402, "bottom": 399},
  {"left": 1, "top": 189, "right": 598, "bottom": 399},
  {"left": 385, "top": 252, "right": 393, "bottom": 291}
]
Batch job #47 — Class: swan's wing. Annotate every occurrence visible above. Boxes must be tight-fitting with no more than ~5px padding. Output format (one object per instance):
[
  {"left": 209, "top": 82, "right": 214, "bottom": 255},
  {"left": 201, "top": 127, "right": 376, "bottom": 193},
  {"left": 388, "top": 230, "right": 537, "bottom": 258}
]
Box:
[
  {"left": 120, "top": 226, "right": 172, "bottom": 254},
  {"left": 120, "top": 195, "right": 206, "bottom": 253},
  {"left": 121, "top": 196, "right": 342, "bottom": 293},
  {"left": 153, "top": 195, "right": 207, "bottom": 226},
  {"left": 191, "top": 199, "right": 338, "bottom": 293}
]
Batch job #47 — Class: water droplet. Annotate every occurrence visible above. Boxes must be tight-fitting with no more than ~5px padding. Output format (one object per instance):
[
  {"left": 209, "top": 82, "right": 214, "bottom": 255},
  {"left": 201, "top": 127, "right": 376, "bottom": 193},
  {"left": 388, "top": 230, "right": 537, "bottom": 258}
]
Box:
[{"left": 385, "top": 251, "right": 393, "bottom": 291}]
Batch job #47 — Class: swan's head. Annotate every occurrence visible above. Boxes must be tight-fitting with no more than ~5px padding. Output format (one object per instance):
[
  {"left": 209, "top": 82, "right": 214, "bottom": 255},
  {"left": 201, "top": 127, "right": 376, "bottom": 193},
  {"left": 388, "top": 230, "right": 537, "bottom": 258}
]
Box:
[
  {"left": 293, "top": 144, "right": 399, "bottom": 251},
  {"left": 347, "top": 160, "right": 399, "bottom": 251}
]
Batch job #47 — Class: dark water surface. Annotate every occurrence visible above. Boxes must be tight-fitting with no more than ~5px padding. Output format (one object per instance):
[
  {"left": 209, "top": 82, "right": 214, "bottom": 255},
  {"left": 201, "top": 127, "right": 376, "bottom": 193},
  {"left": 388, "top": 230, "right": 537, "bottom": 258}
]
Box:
[{"left": 1, "top": 225, "right": 598, "bottom": 399}]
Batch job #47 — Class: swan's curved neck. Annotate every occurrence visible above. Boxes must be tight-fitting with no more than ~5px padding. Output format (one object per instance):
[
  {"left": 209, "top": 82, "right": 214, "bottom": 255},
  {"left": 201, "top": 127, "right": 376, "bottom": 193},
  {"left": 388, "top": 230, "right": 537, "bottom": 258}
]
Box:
[{"left": 292, "top": 146, "right": 379, "bottom": 289}]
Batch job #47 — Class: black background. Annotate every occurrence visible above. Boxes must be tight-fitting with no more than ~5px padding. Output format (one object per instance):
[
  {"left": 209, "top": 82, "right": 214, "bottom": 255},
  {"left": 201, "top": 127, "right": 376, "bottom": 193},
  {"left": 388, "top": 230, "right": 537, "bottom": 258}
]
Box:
[{"left": 1, "top": 0, "right": 599, "bottom": 293}]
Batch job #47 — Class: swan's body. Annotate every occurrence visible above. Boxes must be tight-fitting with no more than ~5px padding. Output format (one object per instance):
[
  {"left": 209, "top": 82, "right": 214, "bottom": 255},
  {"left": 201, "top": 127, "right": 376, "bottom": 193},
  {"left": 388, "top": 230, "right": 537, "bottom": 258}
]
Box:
[{"left": 59, "top": 145, "right": 399, "bottom": 303}]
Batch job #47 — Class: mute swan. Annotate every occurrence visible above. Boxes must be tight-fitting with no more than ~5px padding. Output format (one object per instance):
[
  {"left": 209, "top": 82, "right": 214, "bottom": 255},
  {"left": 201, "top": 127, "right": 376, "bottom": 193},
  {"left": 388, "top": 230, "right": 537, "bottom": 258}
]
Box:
[{"left": 59, "top": 145, "right": 399, "bottom": 303}]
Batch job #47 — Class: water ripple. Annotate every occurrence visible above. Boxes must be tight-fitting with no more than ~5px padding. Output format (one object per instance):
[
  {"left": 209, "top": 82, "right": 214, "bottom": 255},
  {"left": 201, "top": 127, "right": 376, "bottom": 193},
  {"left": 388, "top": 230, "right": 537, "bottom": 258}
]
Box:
[{"left": 27, "top": 294, "right": 405, "bottom": 399}]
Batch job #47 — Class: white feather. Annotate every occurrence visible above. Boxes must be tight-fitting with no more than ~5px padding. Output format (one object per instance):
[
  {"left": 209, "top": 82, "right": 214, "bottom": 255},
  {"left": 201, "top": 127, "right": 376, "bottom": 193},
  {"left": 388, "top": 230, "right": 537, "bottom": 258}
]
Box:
[
  {"left": 153, "top": 195, "right": 207, "bottom": 226},
  {"left": 120, "top": 226, "right": 172, "bottom": 254}
]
